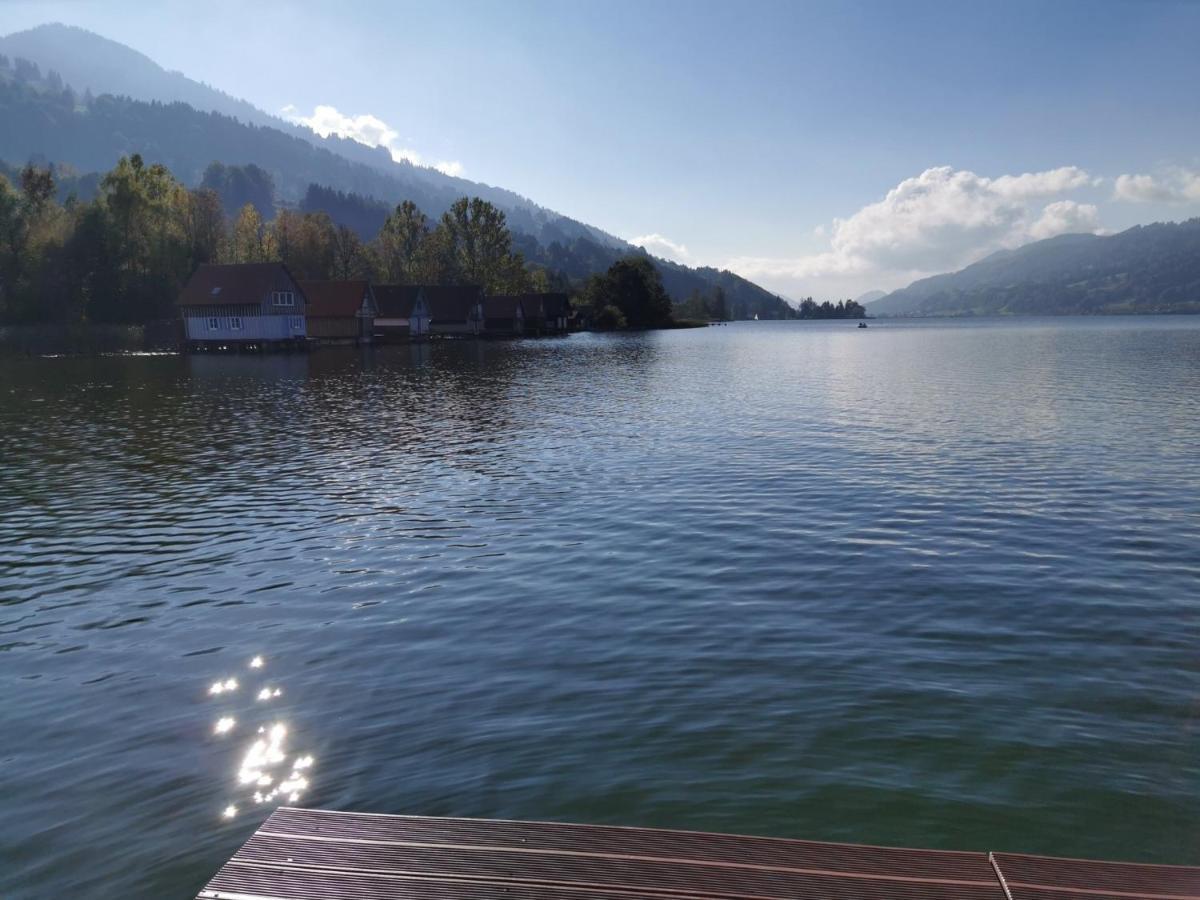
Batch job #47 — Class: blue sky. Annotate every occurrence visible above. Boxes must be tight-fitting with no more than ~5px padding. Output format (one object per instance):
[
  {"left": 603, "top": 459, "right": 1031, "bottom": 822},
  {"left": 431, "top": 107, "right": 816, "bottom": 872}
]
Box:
[{"left": 4, "top": 0, "right": 1200, "bottom": 298}]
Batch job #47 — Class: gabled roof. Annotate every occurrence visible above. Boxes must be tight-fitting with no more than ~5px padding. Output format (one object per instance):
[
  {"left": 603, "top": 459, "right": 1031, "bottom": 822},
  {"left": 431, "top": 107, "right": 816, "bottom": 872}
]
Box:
[
  {"left": 373, "top": 284, "right": 423, "bottom": 318},
  {"left": 423, "top": 285, "right": 483, "bottom": 321},
  {"left": 178, "top": 263, "right": 302, "bottom": 307},
  {"left": 298, "top": 280, "right": 371, "bottom": 318},
  {"left": 483, "top": 295, "right": 524, "bottom": 319}
]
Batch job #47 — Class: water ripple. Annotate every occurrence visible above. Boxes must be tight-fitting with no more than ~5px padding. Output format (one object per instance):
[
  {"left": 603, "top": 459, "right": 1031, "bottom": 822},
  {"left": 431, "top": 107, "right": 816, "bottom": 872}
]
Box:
[{"left": 0, "top": 318, "right": 1198, "bottom": 897}]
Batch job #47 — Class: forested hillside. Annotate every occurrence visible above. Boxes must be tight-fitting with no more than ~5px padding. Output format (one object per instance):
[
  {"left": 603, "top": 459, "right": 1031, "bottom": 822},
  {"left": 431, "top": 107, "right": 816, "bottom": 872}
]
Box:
[
  {"left": 0, "top": 24, "right": 623, "bottom": 249},
  {"left": 871, "top": 221, "right": 1200, "bottom": 316},
  {"left": 0, "top": 30, "right": 796, "bottom": 318}
]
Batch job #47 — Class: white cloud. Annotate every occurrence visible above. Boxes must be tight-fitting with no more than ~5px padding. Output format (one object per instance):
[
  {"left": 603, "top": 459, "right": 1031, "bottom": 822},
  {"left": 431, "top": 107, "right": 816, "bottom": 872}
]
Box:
[
  {"left": 727, "top": 165, "right": 1103, "bottom": 294},
  {"left": 281, "top": 104, "right": 464, "bottom": 177},
  {"left": 1113, "top": 170, "right": 1200, "bottom": 204},
  {"left": 989, "top": 166, "right": 1092, "bottom": 198},
  {"left": 630, "top": 233, "right": 691, "bottom": 262},
  {"left": 1029, "top": 200, "right": 1101, "bottom": 240}
]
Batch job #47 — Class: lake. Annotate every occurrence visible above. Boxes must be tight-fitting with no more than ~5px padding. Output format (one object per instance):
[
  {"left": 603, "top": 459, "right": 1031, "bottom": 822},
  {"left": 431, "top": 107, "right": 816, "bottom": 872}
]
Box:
[{"left": 1, "top": 317, "right": 1197, "bottom": 897}]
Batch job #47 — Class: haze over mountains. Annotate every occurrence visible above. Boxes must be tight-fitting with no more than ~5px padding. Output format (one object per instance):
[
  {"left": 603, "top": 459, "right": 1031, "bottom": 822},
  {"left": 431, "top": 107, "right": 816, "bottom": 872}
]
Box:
[
  {"left": 0, "top": 23, "right": 795, "bottom": 318},
  {"left": 867, "top": 219, "right": 1200, "bottom": 316},
  {"left": 3, "top": 22, "right": 1199, "bottom": 318}
]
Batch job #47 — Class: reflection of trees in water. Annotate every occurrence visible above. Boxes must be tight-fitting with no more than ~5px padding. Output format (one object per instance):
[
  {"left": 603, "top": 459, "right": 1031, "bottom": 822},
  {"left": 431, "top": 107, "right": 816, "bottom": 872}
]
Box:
[
  {"left": 360, "top": 340, "right": 531, "bottom": 481},
  {"left": 0, "top": 337, "right": 665, "bottom": 526},
  {"left": 2, "top": 354, "right": 257, "bottom": 510},
  {"left": 304, "top": 335, "right": 664, "bottom": 486}
]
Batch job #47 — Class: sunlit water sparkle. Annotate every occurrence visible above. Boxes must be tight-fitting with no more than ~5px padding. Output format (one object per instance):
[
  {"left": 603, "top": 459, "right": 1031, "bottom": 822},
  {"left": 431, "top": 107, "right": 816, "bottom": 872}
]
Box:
[
  {"left": 0, "top": 317, "right": 1197, "bottom": 897},
  {"left": 207, "top": 656, "right": 314, "bottom": 819}
]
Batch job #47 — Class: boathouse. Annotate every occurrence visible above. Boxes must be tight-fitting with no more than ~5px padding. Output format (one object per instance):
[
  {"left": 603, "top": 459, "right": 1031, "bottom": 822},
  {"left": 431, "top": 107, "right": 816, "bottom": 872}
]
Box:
[
  {"left": 539, "top": 292, "right": 571, "bottom": 333},
  {"left": 177, "top": 263, "right": 307, "bottom": 348},
  {"left": 425, "top": 285, "right": 484, "bottom": 337},
  {"left": 482, "top": 294, "right": 525, "bottom": 336},
  {"left": 298, "top": 280, "right": 376, "bottom": 344},
  {"left": 372, "top": 285, "right": 430, "bottom": 341},
  {"left": 520, "top": 293, "right": 544, "bottom": 333}
]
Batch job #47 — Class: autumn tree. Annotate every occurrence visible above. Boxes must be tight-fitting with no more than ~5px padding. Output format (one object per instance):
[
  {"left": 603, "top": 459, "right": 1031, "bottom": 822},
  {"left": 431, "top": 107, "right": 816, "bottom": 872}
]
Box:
[
  {"left": 229, "top": 203, "right": 274, "bottom": 264},
  {"left": 375, "top": 200, "right": 428, "bottom": 282},
  {"left": 270, "top": 209, "right": 342, "bottom": 279},
  {"left": 434, "top": 197, "right": 531, "bottom": 293},
  {"left": 184, "top": 188, "right": 224, "bottom": 268},
  {"left": 331, "top": 224, "right": 375, "bottom": 280},
  {"left": 94, "top": 154, "right": 193, "bottom": 321}
]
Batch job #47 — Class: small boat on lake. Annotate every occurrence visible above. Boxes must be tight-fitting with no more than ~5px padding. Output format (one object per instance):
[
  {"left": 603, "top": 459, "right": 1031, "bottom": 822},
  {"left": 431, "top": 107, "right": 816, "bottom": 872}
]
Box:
[{"left": 858, "top": 322, "right": 868, "bottom": 328}]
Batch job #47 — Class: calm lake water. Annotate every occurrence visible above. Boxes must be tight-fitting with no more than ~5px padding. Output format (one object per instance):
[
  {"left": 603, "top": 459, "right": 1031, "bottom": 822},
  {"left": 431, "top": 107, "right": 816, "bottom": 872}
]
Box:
[{"left": 1, "top": 317, "right": 1198, "bottom": 897}]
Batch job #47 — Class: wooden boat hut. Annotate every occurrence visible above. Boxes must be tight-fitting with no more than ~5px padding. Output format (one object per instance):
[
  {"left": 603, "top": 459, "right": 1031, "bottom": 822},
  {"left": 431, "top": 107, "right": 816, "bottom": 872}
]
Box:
[
  {"left": 425, "top": 285, "right": 484, "bottom": 337},
  {"left": 482, "top": 294, "right": 525, "bottom": 337},
  {"left": 372, "top": 285, "right": 430, "bottom": 341},
  {"left": 539, "top": 292, "right": 571, "bottom": 334},
  {"left": 520, "top": 294, "right": 544, "bottom": 333},
  {"left": 298, "top": 280, "right": 376, "bottom": 344},
  {"left": 177, "top": 262, "right": 307, "bottom": 350}
]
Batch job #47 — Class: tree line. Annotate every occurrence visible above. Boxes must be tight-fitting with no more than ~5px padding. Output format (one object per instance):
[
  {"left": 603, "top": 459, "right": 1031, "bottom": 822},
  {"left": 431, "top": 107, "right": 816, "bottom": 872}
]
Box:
[
  {"left": 0, "top": 155, "right": 549, "bottom": 325},
  {"left": 796, "top": 297, "right": 867, "bottom": 319},
  {"left": 0, "top": 152, "right": 861, "bottom": 329},
  {"left": 2, "top": 55, "right": 813, "bottom": 322}
]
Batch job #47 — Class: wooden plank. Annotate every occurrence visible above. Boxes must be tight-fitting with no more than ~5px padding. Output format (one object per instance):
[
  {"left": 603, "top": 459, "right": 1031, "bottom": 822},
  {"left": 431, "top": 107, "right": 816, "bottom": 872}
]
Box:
[
  {"left": 260, "top": 808, "right": 993, "bottom": 881},
  {"left": 991, "top": 852, "right": 1200, "bottom": 900},
  {"left": 198, "top": 807, "right": 1005, "bottom": 900},
  {"left": 197, "top": 808, "right": 1200, "bottom": 900}
]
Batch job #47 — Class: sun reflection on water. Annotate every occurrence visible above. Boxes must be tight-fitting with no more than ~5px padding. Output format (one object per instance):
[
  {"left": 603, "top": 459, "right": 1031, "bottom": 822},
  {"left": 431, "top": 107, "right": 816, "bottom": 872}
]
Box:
[
  {"left": 208, "top": 655, "right": 315, "bottom": 821},
  {"left": 208, "top": 677, "right": 238, "bottom": 696}
]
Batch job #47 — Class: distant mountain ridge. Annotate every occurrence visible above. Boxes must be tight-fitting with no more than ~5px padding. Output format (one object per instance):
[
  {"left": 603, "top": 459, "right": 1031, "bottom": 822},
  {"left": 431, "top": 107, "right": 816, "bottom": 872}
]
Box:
[
  {"left": 0, "top": 23, "right": 625, "bottom": 251},
  {"left": 854, "top": 289, "right": 886, "bottom": 305},
  {"left": 870, "top": 221, "right": 1200, "bottom": 316},
  {"left": 0, "top": 23, "right": 796, "bottom": 318}
]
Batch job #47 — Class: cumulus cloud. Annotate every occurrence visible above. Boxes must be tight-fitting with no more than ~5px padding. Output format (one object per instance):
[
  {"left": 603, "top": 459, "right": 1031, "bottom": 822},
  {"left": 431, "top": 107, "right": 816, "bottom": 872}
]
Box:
[
  {"left": 630, "top": 233, "right": 691, "bottom": 262},
  {"left": 1112, "top": 170, "right": 1200, "bottom": 204},
  {"left": 727, "top": 165, "right": 1103, "bottom": 292},
  {"left": 989, "top": 167, "right": 1093, "bottom": 198},
  {"left": 1029, "top": 200, "right": 1101, "bottom": 240},
  {"left": 281, "top": 104, "right": 463, "bottom": 177}
]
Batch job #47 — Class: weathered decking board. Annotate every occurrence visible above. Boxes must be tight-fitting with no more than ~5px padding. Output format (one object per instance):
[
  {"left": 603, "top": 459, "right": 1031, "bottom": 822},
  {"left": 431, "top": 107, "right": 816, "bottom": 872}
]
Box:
[
  {"left": 196, "top": 808, "right": 1200, "bottom": 900},
  {"left": 990, "top": 851, "right": 1200, "bottom": 900}
]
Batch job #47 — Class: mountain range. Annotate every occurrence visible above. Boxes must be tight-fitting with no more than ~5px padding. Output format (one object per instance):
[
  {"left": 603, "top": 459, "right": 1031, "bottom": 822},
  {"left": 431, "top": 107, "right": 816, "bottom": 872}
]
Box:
[
  {"left": 5, "top": 23, "right": 1198, "bottom": 320},
  {"left": 0, "top": 23, "right": 796, "bottom": 319},
  {"left": 868, "top": 220, "right": 1200, "bottom": 316}
]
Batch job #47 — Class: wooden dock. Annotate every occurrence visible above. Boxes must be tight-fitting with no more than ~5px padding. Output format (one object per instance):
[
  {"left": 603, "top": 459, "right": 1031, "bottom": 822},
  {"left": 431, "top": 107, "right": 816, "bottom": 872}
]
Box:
[{"left": 197, "top": 807, "right": 1200, "bottom": 900}]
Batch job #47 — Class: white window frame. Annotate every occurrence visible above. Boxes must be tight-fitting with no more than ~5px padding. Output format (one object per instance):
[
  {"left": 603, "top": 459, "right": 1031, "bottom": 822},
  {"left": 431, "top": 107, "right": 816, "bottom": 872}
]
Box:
[
  {"left": 229, "top": 316, "right": 242, "bottom": 331},
  {"left": 207, "top": 316, "right": 220, "bottom": 331},
  {"left": 272, "top": 291, "right": 295, "bottom": 307},
  {"left": 289, "top": 316, "right": 303, "bottom": 331}
]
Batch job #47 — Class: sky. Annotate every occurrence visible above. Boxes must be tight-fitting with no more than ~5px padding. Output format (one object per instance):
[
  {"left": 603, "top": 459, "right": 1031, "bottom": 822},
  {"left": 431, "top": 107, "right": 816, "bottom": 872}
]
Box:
[{"left": 4, "top": 0, "right": 1200, "bottom": 299}]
